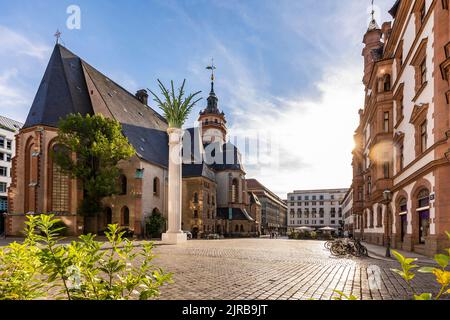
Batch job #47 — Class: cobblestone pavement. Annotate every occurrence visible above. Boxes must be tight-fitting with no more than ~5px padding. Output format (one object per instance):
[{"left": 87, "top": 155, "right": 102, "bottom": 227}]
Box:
[{"left": 151, "top": 238, "right": 442, "bottom": 300}]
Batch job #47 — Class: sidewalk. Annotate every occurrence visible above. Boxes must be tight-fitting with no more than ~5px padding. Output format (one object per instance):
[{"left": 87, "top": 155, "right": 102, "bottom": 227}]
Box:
[{"left": 363, "top": 241, "right": 435, "bottom": 265}]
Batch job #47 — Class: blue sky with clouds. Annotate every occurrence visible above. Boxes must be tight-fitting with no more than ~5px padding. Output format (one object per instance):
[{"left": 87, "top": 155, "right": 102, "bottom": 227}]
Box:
[{"left": 0, "top": 0, "right": 395, "bottom": 196}]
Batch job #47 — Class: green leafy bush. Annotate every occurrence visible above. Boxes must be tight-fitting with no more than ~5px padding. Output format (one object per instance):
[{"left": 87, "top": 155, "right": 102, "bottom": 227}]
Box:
[
  {"left": 0, "top": 214, "right": 172, "bottom": 300},
  {"left": 391, "top": 231, "right": 450, "bottom": 300},
  {"left": 145, "top": 213, "right": 166, "bottom": 239}
]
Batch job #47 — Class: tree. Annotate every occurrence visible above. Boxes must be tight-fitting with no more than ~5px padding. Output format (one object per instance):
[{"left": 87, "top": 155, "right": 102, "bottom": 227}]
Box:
[
  {"left": 53, "top": 113, "right": 135, "bottom": 218},
  {"left": 145, "top": 212, "right": 166, "bottom": 239}
]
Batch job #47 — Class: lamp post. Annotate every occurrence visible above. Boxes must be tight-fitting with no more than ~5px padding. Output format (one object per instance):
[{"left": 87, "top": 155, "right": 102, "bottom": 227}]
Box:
[{"left": 383, "top": 189, "right": 393, "bottom": 258}]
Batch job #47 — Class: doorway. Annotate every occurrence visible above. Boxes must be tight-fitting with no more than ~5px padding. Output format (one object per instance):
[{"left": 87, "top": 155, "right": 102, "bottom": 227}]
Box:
[{"left": 418, "top": 210, "right": 430, "bottom": 244}]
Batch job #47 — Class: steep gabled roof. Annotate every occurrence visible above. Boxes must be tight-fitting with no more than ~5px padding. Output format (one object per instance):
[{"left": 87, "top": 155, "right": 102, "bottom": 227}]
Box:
[
  {"left": 24, "top": 45, "right": 94, "bottom": 128},
  {"left": 23, "top": 44, "right": 170, "bottom": 168}
]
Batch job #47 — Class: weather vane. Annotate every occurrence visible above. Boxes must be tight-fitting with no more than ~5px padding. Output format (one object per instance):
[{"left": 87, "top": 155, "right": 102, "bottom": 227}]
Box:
[
  {"left": 54, "top": 29, "right": 62, "bottom": 44},
  {"left": 206, "top": 58, "right": 216, "bottom": 82},
  {"left": 371, "top": 0, "right": 375, "bottom": 21}
]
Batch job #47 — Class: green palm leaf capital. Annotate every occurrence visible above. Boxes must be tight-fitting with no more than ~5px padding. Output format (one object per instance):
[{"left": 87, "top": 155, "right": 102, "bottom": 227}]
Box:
[{"left": 149, "top": 79, "right": 202, "bottom": 129}]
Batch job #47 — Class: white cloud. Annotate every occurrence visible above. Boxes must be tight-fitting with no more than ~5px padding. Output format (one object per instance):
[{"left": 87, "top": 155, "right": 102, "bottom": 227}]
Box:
[
  {"left": 0, "top": 25, "right": 51, "bottom": 122},
  {"left": 0, "top": 26, "right": 51, "bottom": 60}
]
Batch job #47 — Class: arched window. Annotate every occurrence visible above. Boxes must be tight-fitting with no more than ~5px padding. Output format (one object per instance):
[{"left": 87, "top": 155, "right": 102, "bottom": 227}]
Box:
[
  {"left": 25, "top": 138, "right": 37, "bottom": 213},
  {"left": 377, "top": 206, "right": 383, "bottom": 227},
  {"left": 399, "top": 198, "right": 408, "bottom": 242},
  {"left": 193, "top": 192, "right": 199, "bottom": 204},
  {"left": 119, "top": 175, "right": 127, "bottom": 195},
  {"left": 121, "top": 206, "right": 130, "bottom": 226},
  {"left": 50, "top": 144, "right": 70, "bottom": 213},
  {"left": 370, "top": 210, "right": 374, "bottom": 228},
  {"left": 384, "top": 74, "right": 391, "bottom": 92},
  {"left": 290, "top": 210, "right": 295, "bottom": 219},
  {"left": 297, "top": 209, "right": 302, "bottom": 219},
  {"left": 212, "top": 196, "right": 215, "bottom": 206},
  {"left": 231, "top": 178, "right": 239, "bottom": 203},
  {"left": 235, "top": 225, "right": 239, "bottom": 232},
  {"left": 240, "top": 225, "right": 244, "bottom": 232},
  {"left": 153, "top": 177, "right": 160, "bottom": 196},
  {"left": 417, "top": 189, "right": 430, "bottom": 208},
  {"left": 364, "top": 212, "right": 368, "bottom": 228}
]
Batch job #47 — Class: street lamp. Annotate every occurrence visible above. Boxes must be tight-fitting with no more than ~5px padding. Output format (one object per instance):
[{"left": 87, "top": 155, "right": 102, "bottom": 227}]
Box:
[{"left": 383, "top": 189, "right": 393, "bottom": 258}]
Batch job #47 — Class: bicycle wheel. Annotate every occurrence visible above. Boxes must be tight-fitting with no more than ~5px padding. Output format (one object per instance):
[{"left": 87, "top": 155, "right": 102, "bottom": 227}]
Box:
[{"left": 330, "top": 243, "right": 345, "bottom": 256}]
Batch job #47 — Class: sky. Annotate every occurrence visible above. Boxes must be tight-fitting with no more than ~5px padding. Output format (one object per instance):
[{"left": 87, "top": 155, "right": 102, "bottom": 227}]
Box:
[{"left": 0, "top": 0, "right": 395, "bottom": 198}]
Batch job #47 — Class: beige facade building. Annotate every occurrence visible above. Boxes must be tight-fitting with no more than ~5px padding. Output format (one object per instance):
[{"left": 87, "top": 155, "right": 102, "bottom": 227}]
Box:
[
  {"left": 352, "top": 0, "right": 450, "bottom": 256},
  {"left": 247, "top": 179, "right": 285, "bottom": 235},
  {"left": 287, "top": 189, "right": 348, "bottom": 233},
  {"left": 6, "top": 44, "right": 260, "bottom": 238}
]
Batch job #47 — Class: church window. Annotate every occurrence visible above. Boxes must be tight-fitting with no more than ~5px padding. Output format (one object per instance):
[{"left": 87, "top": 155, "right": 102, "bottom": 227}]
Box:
[
  {"left": 193, "top": 192, "right": 199, "bottom": 204},
  {"left": 231, "top": 179, "right": 239, "bottom": 203},
  {"left": 153, "top": 177, "right": 160, "bottom": 196},
  {"left": 119, "top": 175, "right": 127, "bottom": 195},
  {"left": 51, "top": 145, "right": 70, "bottom": 213}
]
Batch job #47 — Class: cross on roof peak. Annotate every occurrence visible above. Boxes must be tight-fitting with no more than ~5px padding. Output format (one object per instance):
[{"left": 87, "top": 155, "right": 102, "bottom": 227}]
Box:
[{"left": 54, "top": 29, "right": 62, "bottom": 44}]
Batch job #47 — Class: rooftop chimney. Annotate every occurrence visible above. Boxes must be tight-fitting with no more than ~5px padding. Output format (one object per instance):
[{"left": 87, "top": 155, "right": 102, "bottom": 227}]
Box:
[{"left": 136, "top": 89, "right": 149, "bottom": 105}]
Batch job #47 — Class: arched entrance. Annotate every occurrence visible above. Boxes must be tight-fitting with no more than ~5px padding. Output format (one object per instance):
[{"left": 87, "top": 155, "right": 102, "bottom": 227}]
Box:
[
  {"left": 416, "top": 189, "right": 430, "bottom": 244},
  {"left": 192, "top": 227, "right": 199, "bottom": 239},
  {"left": 105, "top": 207, "right": 113, "bottom": 226}
]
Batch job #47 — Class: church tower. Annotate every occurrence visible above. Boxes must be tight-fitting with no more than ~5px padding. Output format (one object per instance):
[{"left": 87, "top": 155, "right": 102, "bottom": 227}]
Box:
[
  {"left": 198, "top": 61, "right": 227, "bottom": 144},
  {"left": 361, "top": 5, "right": 383, "bottom": 87}
]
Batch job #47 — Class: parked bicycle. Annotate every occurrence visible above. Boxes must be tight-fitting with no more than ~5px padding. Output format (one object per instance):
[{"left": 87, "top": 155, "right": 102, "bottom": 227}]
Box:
[{"left": 327, "top": 238, "right": 368, "bottom": 257}]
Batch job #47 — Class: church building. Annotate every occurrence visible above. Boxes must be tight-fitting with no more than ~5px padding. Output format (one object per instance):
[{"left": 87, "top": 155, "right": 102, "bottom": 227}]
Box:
[{"left": 6, "top": 44, "right": 260, "bottom": 238}]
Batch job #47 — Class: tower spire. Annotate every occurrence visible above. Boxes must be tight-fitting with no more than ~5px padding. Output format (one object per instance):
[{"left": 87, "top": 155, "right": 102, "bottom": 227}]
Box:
[
  {"left": 367, "top": 0, "right": 380, "bottom": 31},
  {"left": 206, "top": 58, "right": 216, "bottom": 95}
]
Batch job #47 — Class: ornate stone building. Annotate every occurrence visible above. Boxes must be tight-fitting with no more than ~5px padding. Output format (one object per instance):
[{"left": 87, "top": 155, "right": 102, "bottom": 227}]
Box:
[
  {"left": 353, "top": 0, "right": 450, "bottom": 256},
  {"left": 6, "top": 44, "right": 259, "bottom": 238}
]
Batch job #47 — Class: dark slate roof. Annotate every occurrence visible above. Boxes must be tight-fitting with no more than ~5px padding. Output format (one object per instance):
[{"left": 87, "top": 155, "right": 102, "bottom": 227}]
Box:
[
  {"left": 217, "top": 208, "right": 255, "bottom": 221},
  {"left": 205, "top": 142, "right": 244, "bottom": 171},
  {"left": 389, "top": 0, "right": 401, "bottom": 18},
  {"left": 24, "top": 45, "right": 94, "bottom": 128},
  {"left": 23, "top": 44, "right": 169, "bottom": 168},
  {"left": 182, "top": 163, "right": 215, "bottom": 181}
]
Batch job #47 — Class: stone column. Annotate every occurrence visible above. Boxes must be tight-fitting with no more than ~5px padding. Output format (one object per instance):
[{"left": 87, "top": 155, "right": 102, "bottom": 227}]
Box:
[{"left": 162, "top": 128, "right": 187, "bottom": 244}]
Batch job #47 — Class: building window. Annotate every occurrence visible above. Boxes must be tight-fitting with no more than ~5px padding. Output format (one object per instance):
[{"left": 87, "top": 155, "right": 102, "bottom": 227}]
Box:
[
  {"left": 420, "top": 2, "right": 426, "bottom": 23},
  {"left": 51, "top": 145, "right": 70, "bottom": 213},
  {"left": 0, "top": 136, "right": 4, "bottom": 149},
  {"left": 377, "top": 207, "right": 383, "bottom": 227},
  {"left": 193, "top": 192, "right": 199, "bottom": 204},
  {"left": 383, "top": 74, "right": 391, "bottom": 92},
  {"left": 231, "top": 178, "right": 239, "bottom": 203},
  {"left": 420, "top": 59, "right": 427, "bottom": 85},
  {"left": 194, "top": 210, "right": 199, "bottom": 219},
  {"left": 212, "top": 196, "right": 215, "bottom": 206},
  {"left": 119, "top": 174, "right": 127, "bottom": 195},
  {"left": 0, "top": 182, "right": 6, "bottom": 193},
  {"left": 420, "top": 121, "right": 427, "bottom": 153},
  {"left": 0, "top": 166, "right": 6, "bottom": 177},
  {"left": 417, "top": 189, "right": 430, "bottom": 208},
  {"left": 399, "top": 143, "right": 404, "bottom": 171},
  {"left": 383, "top": 161, "right": 390, "bottom": 179},
  {"left": 6, "top": 140, "right": 12, "bottom": 150},
  {"left": 367, "top": 176, "right": 372, "bottom": 195},
  {"left": 153, "top": 177, "right": 160, "bottom": 196},
  {"left": 384, "top": 112, "right": 390, "bottom": 132},
  {"left": 297, "top": 209, "right": 302, "bottom": 219}
]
